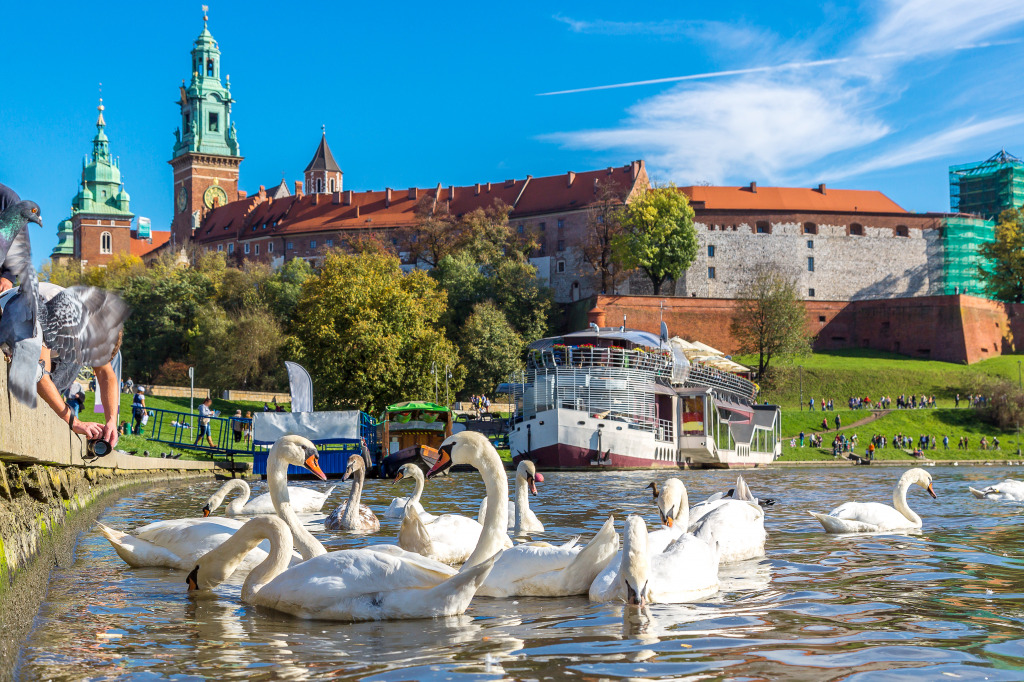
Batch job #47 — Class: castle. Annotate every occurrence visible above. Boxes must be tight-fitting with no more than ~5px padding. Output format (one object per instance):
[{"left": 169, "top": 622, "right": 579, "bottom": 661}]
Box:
[{"left": 53, "top": 12, "right": 1022, "bottom": 328}]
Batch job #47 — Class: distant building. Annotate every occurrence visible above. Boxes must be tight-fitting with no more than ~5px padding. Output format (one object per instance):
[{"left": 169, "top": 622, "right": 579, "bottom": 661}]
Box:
[
  {"left": 50, "top": 99, "right": 169, "bottom": 266},
  {"left": 950, "top": 150, "right": 1024, "bottom": 220}
]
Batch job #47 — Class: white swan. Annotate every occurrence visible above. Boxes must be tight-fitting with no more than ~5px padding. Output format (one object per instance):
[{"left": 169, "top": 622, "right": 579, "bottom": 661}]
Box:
[
  {"left": 324, "top": 454, "right": 380, "bottom": 532},
  {"left": 478, "top": 460, "right": 545, "bottom": 534},
  {"left": 590, "top": 515, "right": 719, "bottom": 605},
  {"left": 398, "top": 502, "right": 495, "bottom": 565},
  {"left": 203, "top": 478, "right": 335, "bottom": 517},
  {"left": 969, "top": 479, "right": 1024, "bottom": 501},
  {"left": 810, "top": 467, "right": 937, "bottom": 533},
  {"left": 187, "top": 514, "right": 500, "bottom": 621},
  {"left": 684, "top": 476, "right": 766, "bottom": 563},
  {"left": 385, "top": 464, "right": 437, "bottom": 522},
  {"left": 98, "top": 436, "right": 329, "bottom": 570},
  {"left": 427, "top": 431, "right": 619, "bottom": 597}
]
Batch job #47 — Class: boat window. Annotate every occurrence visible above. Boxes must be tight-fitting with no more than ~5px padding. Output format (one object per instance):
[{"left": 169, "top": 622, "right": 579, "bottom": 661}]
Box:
[
  {"left": 616, "top": 426, "right": 623, "bottom": 430},
  {"left": 577, "top": 421, "right": 585, "bottom": 425}
]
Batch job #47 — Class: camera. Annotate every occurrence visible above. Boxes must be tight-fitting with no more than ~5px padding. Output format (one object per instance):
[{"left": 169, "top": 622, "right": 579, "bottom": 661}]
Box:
[{"left": 87, "top": 439, "right": 112, "bottom": 457}]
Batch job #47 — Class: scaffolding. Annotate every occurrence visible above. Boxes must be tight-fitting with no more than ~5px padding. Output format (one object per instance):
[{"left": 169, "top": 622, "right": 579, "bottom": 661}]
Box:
[
  {"left": 942, "top": 214, "right": 995, "bottom": 296},
  {"left": 950, "top": 150, "right": 1024, "bottom": 220}
]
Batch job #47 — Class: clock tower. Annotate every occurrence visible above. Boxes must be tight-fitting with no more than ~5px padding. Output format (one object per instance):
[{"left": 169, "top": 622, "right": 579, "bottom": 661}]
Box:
[{"left": 169, "top": 8, "right": 242, "bottom": 246}]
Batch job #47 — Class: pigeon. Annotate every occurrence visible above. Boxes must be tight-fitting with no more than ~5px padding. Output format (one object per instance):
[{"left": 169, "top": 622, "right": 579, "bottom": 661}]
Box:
[
  {"left": 0, "top": 209, "right": 42, "bottom": 407},
  {"left": 0, "top": 200, "right": 41, "bottom": 270}
]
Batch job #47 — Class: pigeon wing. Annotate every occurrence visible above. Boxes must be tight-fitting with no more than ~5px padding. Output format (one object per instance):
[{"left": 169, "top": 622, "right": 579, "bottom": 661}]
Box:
[
  {"left": 0, "top": 230, "right": 41, "bottom": 408},
  {"left": 66, "top": 286, "right": 130, "bottom": 367},
  {"left": 41, "top": 289, "right": 84, "bottom": 362}
]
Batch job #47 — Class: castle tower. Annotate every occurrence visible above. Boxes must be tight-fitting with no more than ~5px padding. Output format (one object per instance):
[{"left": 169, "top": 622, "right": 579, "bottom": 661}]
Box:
[
  {"left": 304, "top": 126, "right": 342, "bottom": 194},
  {"left": 169, "top": 8, "right": 243, "bottom": 246},
  {"left": 50, "top": 98, "right": 135, "bottom": 266}
]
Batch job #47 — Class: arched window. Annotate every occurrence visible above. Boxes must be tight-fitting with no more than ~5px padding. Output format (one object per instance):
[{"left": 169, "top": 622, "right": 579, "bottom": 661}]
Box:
[
  {"left": 895, "top": 224, "right": 909, "bottom": 237},
  {"left": 100, "top": 231, "right": 112, "bottom": 254},
  {"left": 850, "top": 223, "right": 864, "bottom": 236},
  {"left": 803, "top": 222, "right": 817, "bottom": 235},
  {"left": 329, "top": 178, "right": 336, "bottom": 192},
  {"left": 228, "top": 243, "right": 234, "bottom": 254},
  {"left": 207, "top": 59, "right": 214, "bottom": 77}
]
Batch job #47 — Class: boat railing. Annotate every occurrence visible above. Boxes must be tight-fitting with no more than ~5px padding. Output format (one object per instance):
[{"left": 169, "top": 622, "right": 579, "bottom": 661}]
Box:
[
  {"left": 656, "top": 418, "right": 674, "bottom": 442},
  {"left": 684, "top": 364, "right": 758, "bottom": 401},
  {"left": 528, "top": 345, "right": 673, "bottom": 377}
]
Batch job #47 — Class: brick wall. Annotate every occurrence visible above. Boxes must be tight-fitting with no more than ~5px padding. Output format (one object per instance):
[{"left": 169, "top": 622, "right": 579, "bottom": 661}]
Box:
[{"left": 74, "top": 216, "right": 132, "bottom": 266}]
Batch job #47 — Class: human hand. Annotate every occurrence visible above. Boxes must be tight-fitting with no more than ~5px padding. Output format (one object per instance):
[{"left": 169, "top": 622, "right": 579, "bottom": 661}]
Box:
[
  {"left": 102, "top": 420, "right": 119, "bottom": 448},
  {"left": 72, "top": 419, "right": 104, "bottom": 440},
  {"left": 0, "top": 277, "right": 11, "bottom": 293}
]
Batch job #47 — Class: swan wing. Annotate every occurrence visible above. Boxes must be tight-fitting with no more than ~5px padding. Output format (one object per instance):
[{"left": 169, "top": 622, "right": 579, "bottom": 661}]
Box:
[
  {"left": 809, "top": 510, "right": 878, "bottom": 534},
  {"left": 648, "top": 534, "right": 720, "bottom": 603},
  {"left": 830, "top": 501, "right": 915, "bottom": 530},
  {"left": 102, "top": 518, "right": 276, "bottom": 570},
  {"left": 690, "top": 500, "right": 765, "bottom": 563}
]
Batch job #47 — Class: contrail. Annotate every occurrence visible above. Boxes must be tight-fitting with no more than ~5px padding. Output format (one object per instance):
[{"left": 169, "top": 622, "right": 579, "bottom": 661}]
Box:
[{"left": 537, "top": 41, "right": 1018, "bottom": 96}]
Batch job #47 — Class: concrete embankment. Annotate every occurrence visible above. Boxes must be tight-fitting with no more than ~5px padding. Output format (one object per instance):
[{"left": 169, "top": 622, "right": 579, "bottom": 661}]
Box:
[{"left": 0, "top": 372, "right": 229, "bottom": 679}]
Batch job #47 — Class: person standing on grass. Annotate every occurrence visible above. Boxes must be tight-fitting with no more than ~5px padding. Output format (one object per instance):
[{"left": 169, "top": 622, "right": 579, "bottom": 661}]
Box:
[
  {"left": 231, "top": 409, "right": 244, "bottom": 443},
  {"left": 194, "top": 398, "right": 215, "bottom": 448},
  {"left": 809, "top": 397, "right": 814, "bottom": 411},
  {"left": 943, "top": 435, "right": 949, "bottom": 449},
  {"left": 131, "top": 387, "right": 147, "bottom": 435},
  {"left": 822, "top": 417, "right": 828, "bottom": 431},
  {"left": 835, "top": 414, "right": 841, "bottom": 430},
  {"left": 955, "top": 393, "right": 960, "bottom": 408},
  {"left": 799, "top": 431, "right": 805, "bottom": 447}
]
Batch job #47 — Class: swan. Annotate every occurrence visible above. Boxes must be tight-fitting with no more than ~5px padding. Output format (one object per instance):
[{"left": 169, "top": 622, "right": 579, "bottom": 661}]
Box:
[
  {"left": 186, "top": 514, "right": 500, "bottom": 621},
  {"left": 968, "top": 479, "right": 1024, "bottom": 501},
  {"left": 688, "top": 475, "right": 773, "bottom": 527},
  {"left": 97, "top": 436, "right": 329, "bottom": 570},
  {"left": 683, "top": 476, "right": 766, "bottom": 563},
  {"left": 384, "top": 464, "right": 436, "bottom": 522},
  {"left": 398, "top": 501, "right": 496, "bottom": 565},
  {"left": 478, "top": 460, "right": 545, "bottom": 534},
  {"left": 427, "top": 431, "right": 619, "bottom": 597},
  {"left": 202, "top": 478, "right": 335, "bottom": 517},
  {"left": 590, "top": 515, "right": 719, "bottom": 605},
  {"left": 809, "top": 467, "right": 937, "bottom": 533},
  {"left": 324, "top": 454, "right": 380, "bottom": 532}
]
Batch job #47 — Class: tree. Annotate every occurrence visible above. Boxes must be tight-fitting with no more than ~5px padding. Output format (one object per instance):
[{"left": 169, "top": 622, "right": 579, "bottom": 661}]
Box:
[
  {"left": 192, "top": 304, "right": 287, "bottom": 392},
  {"left": 980, "top": 208, "right": 1024, "bottom": 302},
  {"left": 729, "top": 265, "right": 811, "bottom": 379},
  {"left": 612, "top": 184, "right": 698, "bottom": 295},
  {"left": 582, "top": 182, "right": 629, "bottom": 293},
  {"left": 291, "top": 251, "right": 461, "bottom": 413},
  {"left": 459, "top": 303, "right": 524, "bottom": 396}
]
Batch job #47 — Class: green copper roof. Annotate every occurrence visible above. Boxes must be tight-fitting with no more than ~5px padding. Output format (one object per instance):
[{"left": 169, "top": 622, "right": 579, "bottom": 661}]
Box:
[
  {"left": 50, "top": 218, "right": 74, "bottom": 257},
  {"left": 71, "top": 100, "right": 133, "bottom": 218},
  {"left": 385, "top": 401, "right": 450, "bottom": 413}
]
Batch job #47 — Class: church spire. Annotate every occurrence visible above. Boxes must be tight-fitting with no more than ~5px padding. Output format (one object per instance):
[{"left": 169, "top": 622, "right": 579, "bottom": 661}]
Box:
[{"left": 93, "top": 86, "right": 109, "bottom": 160}]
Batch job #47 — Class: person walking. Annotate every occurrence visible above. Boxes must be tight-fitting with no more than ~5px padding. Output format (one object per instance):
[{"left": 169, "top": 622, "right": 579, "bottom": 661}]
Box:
[
  {"left": 231, "top": 409, "right": 244, "bottom": 444},
  {"left": 809, "top": 397, "right": 815, "bottom": 411},
  {"left": 835, "top": 414, "right": 841, "bottom": 430},
  {"left": 799, "top": 431, "right": 805, "bottom": 447},
  {"left": 131, "top": 387, "right": 147, "bottom": 435},
  {"left": 194, "top": 398, "right": 215, "bottom": 448},
  {"left": 943, "top": 435, "right": 949, "bottom": 449}
]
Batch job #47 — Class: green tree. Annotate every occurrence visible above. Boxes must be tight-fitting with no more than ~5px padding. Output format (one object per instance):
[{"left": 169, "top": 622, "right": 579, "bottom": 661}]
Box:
[
  {"left": 613, "top": 184, "right": 698, "bottom": 295},
  {"left": 980, "top": 208, "right": 1024, "bottom": 302},
  {"left": 459, "top": 302, "right": 524, "bottom": 396},
  {"left": 729, "top": 265, "right": 811, "bottom": 379},
  {"left": 582, "top": 182, "right": 629, "bottom": 294},
  {"left": 192, "top": 304, "right": 287, "bottom": 392},
  {"left": 291, "top": 251, "right": 461, "bottom": 413}
]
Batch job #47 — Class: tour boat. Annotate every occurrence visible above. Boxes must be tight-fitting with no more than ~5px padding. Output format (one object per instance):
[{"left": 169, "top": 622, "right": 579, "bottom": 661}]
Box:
[
  {"left": 377, "top": 401, "right": 452, "bottom": 477},
  {"left": 508, "top": 327, "right": 781, "bottom": 470}
]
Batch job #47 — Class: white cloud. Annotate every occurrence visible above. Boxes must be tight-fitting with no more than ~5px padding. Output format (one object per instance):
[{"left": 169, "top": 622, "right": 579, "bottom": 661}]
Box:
[
  {"left": 861, "top": 0, "right": 1024, "bottom": 59},
  {"left": 551, "top": 14, "right": 772, "bottom": 51},
  {"left": 544, "top": 80, "right": 889, "bottom": 185}
]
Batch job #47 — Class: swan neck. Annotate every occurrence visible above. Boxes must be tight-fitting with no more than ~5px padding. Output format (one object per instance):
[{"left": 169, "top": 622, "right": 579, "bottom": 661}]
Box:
[
  {"left": 893, "top": 476, "right": 921, "bottom": 526},
  {"left": 198, "top": 516, "right": 292, "bottom": 601},
  {"left": 269, "top": 447, "right": 326, "bottom": 559},
  {"left": 462, "top": 449, "right": 508, "bottom": 570},
  {"left": 409, "top": 468, "right": 425, "bottom": 506},
  {"left": 226, "top": 479, "right": 251, "bottom": 514},
  {"left": 677, "top": 485, "right": 690, "bottom": 530},
  {"left": 240, "top": 519, "right": 293, "bottom": 602},
  {"left": 208, "top": 478, "right": 249, "bottom": 513},
  {"left": 514, "top": 471, "right": 530, "bottom": 527},
  {"left": 342, "top": 467, "right": 365, "bottom": 526}
]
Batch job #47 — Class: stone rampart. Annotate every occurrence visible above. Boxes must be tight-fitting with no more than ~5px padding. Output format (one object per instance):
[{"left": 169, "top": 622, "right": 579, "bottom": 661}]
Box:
[
  {"left": 221, "top": 389, "right": 291, "bottom": 403},
  {"left": 144, "top": 384, "right": 211, "bottom": 399}
]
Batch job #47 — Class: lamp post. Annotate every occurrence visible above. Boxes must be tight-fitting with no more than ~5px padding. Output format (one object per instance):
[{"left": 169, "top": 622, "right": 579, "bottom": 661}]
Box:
[
  {"left": 799, "top": 365, "right": 804, "bottom": 412},
  {"left": 188, "top": 366, "right": 195, "bottom": 430},
  {"left": 1018, "top": 361, "right": 1021, "bottom": 457}
]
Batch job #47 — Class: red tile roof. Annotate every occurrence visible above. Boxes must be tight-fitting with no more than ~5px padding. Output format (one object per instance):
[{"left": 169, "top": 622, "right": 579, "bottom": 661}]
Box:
[
  {"left": 129, "top": 230, "right": 171, "bottom": 257},
  {"left": 680, "top": 185, "right": 906, "bottom": 214}
]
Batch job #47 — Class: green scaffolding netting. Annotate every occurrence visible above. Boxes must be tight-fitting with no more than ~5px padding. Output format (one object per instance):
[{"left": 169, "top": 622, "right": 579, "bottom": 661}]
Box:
[
  {"left": 942, "top": 215, "right": 995, "bottom": 296},
  {"left": 950, "top": 150, "right": 1024, "bottom": 221}
]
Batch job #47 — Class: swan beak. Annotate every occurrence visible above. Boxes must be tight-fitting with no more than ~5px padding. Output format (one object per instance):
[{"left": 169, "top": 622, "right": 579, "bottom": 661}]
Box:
[
  {"left": 392, "top": 471, "right": 405, "bottom": 486},
  {"left": 426, "top": 443, "right": 453, "bottom": 479},
  {"left": 202, "top": 505, "right": 210, "bottom": 518},
  {"left": 626, "top": 581, "right": 646, "bottom": 608},
  {"left": 186, "top": 565, "right": 200, "bottom": 592},
  {"left": 665, "top": 515, "right": 673, "bottom": 528},
  {"left": 528, "top": 475, "right": 538, "bottom": 495},
  {"left": 927, "top": 483, "right": 937, "bottom": 499},
  {"left": 304, "top": 453, "right": 328, "bottom": 481}
]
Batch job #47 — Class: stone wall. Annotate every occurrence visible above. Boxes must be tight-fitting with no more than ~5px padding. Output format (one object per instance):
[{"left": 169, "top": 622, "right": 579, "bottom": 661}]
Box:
[
  {"left": 221, "top": 389, "right": 291, "bottom": 403},
  {"left": 145, "top": 384, "right": 211, "bottom": 399}
]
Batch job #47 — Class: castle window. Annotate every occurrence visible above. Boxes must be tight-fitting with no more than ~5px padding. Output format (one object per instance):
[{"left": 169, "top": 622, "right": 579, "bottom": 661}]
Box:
[
  {"left": 268, "top": 242, "right": 274, "bottom": 253},
  {"left": 539, "top": 222, "right": 546, "bottom": 232},
  {"left": 808, "top": 257, "right": 815, "bottom": 272},
  {"left": 557, "top": 240, "right": 565, "bottom": 251},
  {"left": 557, "top": 219, "right": 565, "bottom": 230},
  {"left": 287, "top": 241, "right": 294, "bottom": 250},
  {"left": 807, "top": 240, "right": 814, "bottom": 249},
  {"left": 100, "top": 231, "right": 112, "bottom": 254},
  {"left": 209, "top": 112, "right": 219, "bottom": 132},
  {"left": 228, "top": 243, "right": 234, "bottom": 254},
  {"left": 708, "top": 266, "right": 716, "bottom": 279},
  {"left": 217, "top": 244, "right": 223, "bottom": 252},
  {"left": 809, "top": 288, "right": 816, "bottom": 297},
  {"left": 517, "top": 224, "right": 524, "bottom": 234},
  {"left": 708, "top": 245, "right": 715, "bottom": 258},
  {"left": 185, "top": 112, "right": 191, "bottom": 128},
  {"left": 329, "top": 179, "right": 336, "bottom": 192},
  {"left": 326, "top": 239, "right": 333, "bottom": 247},
  {"left": 896, "top": 224, "right": 909, "bottom": 237},
  {"left": 310, "top": 240, "right": 317, "bottom": 248},
  {"left": 557, "top": 260, "right": 566, "bottom": 273},
  {"left": 803, "top": 222, "right": 817, "bottom": 235},
  {"left": 206, "top": 59, "right": 214, "bottom": 77},
  {"left": 244, "top": 243, "right": 250, "bottom": 254},
  {"left": 850, "top": 223, "right": 864, "bottom": 236},
  {"left": 255, "top": 244, "right": 260, "bottom": 255},
  {"left": 755, "top": 221, "right": 770, "bottom": 234}
]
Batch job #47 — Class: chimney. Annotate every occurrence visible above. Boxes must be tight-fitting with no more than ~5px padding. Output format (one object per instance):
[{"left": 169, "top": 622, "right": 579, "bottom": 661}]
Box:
[
  {"left": 505, "top": 179, "right": 514, "bottom": 187},
  {"left": 343, "top": 190, "right": 353, "bottom": 205},
  {"left": 409, "top": 187, "right": 417, "bottom": 200},
  {"left": 354, "top": 205, "right": 360, "bottom": 218},
  {"left": 567, "top": 171, "right": 576, "bottom": 187},
  {"left": 385, "top": 188, "right": 392, "bottom": 207},
  {"left": 593, "top": 177, "right": 599, "bottom": 193},
  {"left": 817, "top": 183, "right": 827, "bottom": 194},
  {"left": 258, "top": 184, "right": 267, "bottom": 199},
  {"left": 449, "top": 185, "right": 455, "bottom": 200},
  {"left": 587, "top": 304, "right": 607, "bottom": 328},
  {"left": 237, "top": 190, "right": 248, "bottom": 200},
  {"left": 312, "top": 193, "right": 318, "bottom": 205},
  {"left": 475, "top": 183, "right": 481, "bottom": 196},
  {"left": 486, "top": 182, "right": 491, "bottom": 192},
  {"left": 631, "top": 160, "right": 642, "bottom": 179},
  {"left": 749, "top": 181, "right": 757, "bottom": 193},
  {"left": 332, "top": 191, "right": 341, "bottom": 204},
  {"left": 294, "top": 180, "right": 303, "bottom": 197},
  {"left": 607, "top": 167, "right": 614, "bottom": 175}
]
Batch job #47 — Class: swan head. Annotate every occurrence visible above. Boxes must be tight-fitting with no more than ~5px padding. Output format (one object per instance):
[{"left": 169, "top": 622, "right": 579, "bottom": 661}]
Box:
[
  {"left": 394, "top": 463, "right": 421, "bottom": 486},
  {"left": 621, "top": 515, "right": 650, "bottom": 608},
  {"left": 343, "top": 453, "right": 367, "bottom": 482},
  {"left": 426, "top": 431, "right": 496, "bottom": 478},
  {"left": 906, "top": 468, "right": 937, "bottom": 498},
  {"left": 272, "top": 435, "right": 327, "bottom": 481},
  {"left": 657, "top": 478, "right": 685, "bottom": 527},
  {"left": 517, "top": 459, "right": 542, "bottom": 495},
  {"left": 187, "top": 516, "right": 289, "bottom": 592}
]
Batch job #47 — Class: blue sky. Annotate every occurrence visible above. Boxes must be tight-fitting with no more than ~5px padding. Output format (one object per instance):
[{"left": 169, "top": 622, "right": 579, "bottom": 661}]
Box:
[{"left": 2, "top": 0, "right": 1023, "bottom": 267}]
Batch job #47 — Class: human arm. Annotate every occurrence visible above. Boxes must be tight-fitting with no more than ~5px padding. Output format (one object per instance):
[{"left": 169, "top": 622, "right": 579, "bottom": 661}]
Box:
[
  {"left": 93, "top": 363, "right": 120, "bottom": 447},
  {"left": 36, "top": 347, "right": 105, "bottom": 441}
]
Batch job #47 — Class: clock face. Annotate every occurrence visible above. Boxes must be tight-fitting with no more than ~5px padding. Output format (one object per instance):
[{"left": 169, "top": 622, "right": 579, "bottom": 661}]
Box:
[
  {"left": 176, "top": 185, "right": 187, "bottom": 212},
  {"left": 204, "top": 184, "right": 228, "bottom": 209}
]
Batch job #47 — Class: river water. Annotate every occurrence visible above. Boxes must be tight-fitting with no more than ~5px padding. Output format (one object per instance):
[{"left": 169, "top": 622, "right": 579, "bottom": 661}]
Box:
[{"left": 16, "top": 465, "right": 1024, "bottom": 681}]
